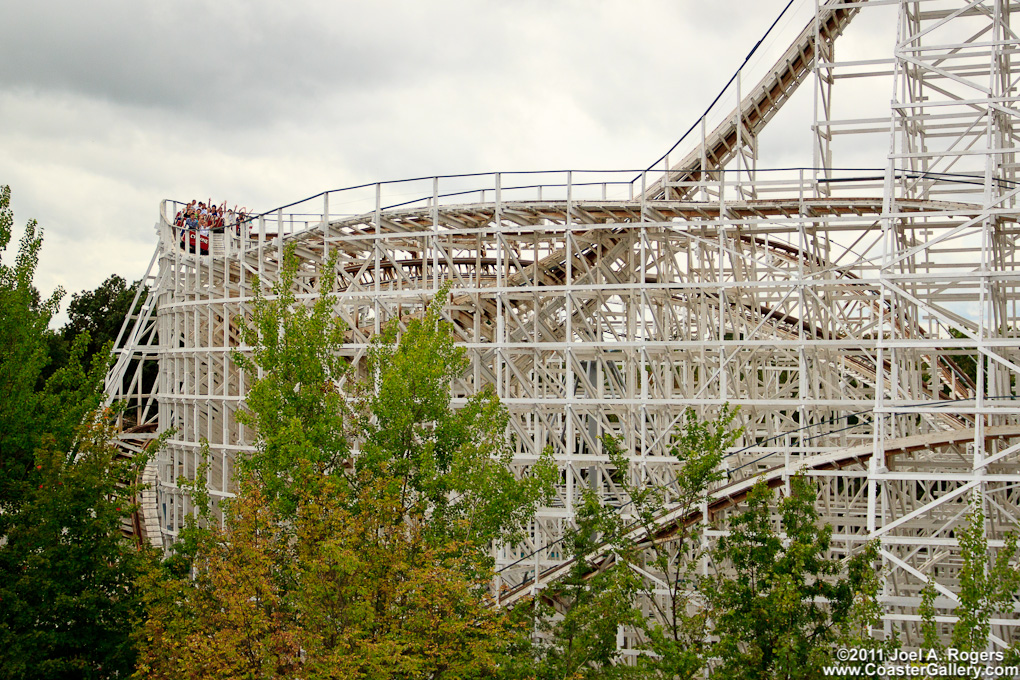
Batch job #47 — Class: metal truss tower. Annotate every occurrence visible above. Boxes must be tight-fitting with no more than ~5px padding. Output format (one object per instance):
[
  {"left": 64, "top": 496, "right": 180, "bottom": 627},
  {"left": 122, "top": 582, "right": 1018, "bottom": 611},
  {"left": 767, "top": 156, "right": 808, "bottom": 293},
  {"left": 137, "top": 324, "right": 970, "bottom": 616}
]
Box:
[{"left": 110, "top": 0, "right": 1020, "bottom": 650}]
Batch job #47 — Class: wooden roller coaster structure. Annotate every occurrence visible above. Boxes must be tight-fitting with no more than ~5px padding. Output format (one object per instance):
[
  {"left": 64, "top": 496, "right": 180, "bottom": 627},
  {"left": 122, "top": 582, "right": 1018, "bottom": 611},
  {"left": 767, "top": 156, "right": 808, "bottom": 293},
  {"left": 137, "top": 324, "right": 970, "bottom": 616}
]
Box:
[{"left": 109, "top": 0, "right": 1020, "bottom": 650}]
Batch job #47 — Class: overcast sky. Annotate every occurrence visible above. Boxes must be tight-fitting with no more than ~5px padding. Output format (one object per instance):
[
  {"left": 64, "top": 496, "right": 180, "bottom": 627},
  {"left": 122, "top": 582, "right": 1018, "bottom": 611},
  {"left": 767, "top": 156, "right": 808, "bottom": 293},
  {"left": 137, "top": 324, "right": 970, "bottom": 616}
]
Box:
[{"left": 0, "top": 0, "right": 895, "bottom": 325}]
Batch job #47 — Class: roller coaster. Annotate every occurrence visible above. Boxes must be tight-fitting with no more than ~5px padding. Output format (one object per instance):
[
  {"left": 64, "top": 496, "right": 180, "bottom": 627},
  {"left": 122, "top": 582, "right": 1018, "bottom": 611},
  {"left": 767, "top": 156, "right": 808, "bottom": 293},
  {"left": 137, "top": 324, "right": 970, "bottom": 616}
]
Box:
[{"left": 109, "top": 0, "right": 1020, "bottom": 650}]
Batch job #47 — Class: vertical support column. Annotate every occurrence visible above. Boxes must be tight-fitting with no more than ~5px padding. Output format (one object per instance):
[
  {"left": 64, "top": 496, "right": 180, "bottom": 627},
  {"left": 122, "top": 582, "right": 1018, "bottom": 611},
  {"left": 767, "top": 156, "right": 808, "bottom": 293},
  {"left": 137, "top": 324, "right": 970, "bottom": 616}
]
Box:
[
  {"left": 718, "top": 169, "right": 727, "bottom": 404},
  {"left": 735, "top": 70, "right": 744, "bottom": 199},
  {"left": 277, "top": 208, "right": 284, "bottom": 265},
  {"left": 700, "top": 117, "right": 708, "bottom": 200},
  {"left": 812, "top": 0, "right": 834, "bottom": 196},
  {"left": 374, "top": 183, "right": 382, "bottom": 335},
  {"left": 565, "top": 171, "right": 574, "bottom": 514},
  {"left": 639, "top": 207, "right": 648, "bottom": 480},
  {"left": 257, "top": 214, "right": 266, "bottom": 383},
  {"left": 322, "top": 192, "right": 330, "bottom": 266},
  {"left": 432, "top": 177, "right": 440, "bottom": 291},
  {"left": 496, "top": 173, "right": 504, "bottom": 401}
]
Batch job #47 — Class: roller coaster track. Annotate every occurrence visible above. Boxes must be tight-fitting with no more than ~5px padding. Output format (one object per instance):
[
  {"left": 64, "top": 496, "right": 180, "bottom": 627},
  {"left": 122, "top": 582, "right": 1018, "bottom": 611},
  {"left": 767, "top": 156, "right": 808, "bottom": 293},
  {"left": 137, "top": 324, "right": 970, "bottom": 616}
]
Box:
[
  {"left": 116, "top": 4, "right": 1020, "bottom": 627},
  {"left": 643, "top": 0, "right": 865, "bottom": 200},
  {"left": 314, "top": 196, "right": 981, "bottom": 421},
  {"left": 495, "top": 424, "right": 1020, "bottom": 608}
]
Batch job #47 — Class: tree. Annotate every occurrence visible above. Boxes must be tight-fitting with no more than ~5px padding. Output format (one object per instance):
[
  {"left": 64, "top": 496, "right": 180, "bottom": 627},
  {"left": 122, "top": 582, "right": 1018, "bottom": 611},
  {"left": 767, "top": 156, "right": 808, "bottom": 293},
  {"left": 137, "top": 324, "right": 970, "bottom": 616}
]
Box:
[
  {"left": 0, "top": 185, "right": 152, "bottom": 679},
  {"left": 0, "top": 415, "right": 151, "bottom": 680},
  {"left": 230, "top": 250, "right": 352, "bottom": 517},
  {"left": 0, "top": 185, "right": 105, "bottom": 509},
  {"left": 502, "top": 408, "right": 885, "bottom": 680},
  {"left": 620, "top": 407, "right": 741, "bottom": 680},
  {"left": 134, "top": 481, "right": 303, "bottom": 679},
  {"left": 531, "top": 490, "right": 644, "bottom": 680},
  {"left": 63, "top": 275, "right": 141, "bottom": 361},
  {"left": 528, "top": 407, "right": 741, "bottom": 680},
  {"left": 706, "top": 475, "right": 881, "bottom": 680},
  {"left": 43, "top": 274, "right": 145, "bottom": 379},
  {"left": 357, "top": 295, "right": 554, "bottom": 557},
  {"left": 919, "top": 495, "right": 1020, "bottom": 658},
  {"left": 42, "top": 274, "right": 152, "bottom": 407},
  {"left": 135, "top": 247, "right": 556, "bottom": 679}
]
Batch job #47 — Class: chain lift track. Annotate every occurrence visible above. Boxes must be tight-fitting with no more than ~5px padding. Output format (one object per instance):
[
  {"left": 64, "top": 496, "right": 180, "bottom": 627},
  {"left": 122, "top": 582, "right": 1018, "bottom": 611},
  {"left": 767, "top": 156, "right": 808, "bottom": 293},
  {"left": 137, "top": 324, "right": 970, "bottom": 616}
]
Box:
[{"left": 109, "top": 0, "right": 1020, "bottom": 649}]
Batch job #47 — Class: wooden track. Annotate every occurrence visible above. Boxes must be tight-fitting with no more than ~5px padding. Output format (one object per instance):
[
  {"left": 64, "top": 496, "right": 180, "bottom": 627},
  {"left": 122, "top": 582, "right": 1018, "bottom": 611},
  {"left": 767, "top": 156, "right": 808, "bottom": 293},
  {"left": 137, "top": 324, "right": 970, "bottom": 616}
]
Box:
[
  {"left": 495, "top": 424, "right": 1020, "bottom": 608},
  {"left": 316, "top": 196, "right": 981, "bottom": 421},
  {"left": 643, "top": 0, "right": 866, "bottom": 200}
]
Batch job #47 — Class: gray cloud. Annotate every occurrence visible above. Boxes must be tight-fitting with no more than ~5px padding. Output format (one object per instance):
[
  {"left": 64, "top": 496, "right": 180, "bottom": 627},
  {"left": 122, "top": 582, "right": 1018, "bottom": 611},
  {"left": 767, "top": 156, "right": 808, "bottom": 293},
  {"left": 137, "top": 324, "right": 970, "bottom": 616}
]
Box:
[
  {"left": 1, "top": 0, "right": 894, "bottom": 325},
  {"left": 1, "top": 1, "right": 555, "bottom": 127}
]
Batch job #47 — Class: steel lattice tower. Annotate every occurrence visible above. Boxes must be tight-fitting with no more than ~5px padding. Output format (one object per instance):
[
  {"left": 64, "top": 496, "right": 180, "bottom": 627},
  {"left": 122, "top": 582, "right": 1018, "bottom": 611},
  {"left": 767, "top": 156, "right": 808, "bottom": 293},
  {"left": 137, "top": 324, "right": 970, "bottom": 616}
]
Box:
[{"left": 110, "top": 0, "right": 1020, "bottom": 649}]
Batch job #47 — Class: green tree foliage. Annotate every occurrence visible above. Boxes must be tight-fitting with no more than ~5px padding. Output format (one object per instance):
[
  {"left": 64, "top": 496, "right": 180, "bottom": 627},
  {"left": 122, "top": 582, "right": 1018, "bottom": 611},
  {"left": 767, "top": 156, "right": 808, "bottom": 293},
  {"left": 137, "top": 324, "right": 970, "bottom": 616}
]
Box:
[
  {"left": 531, "top": 490, "right": 644, "bottom": 680},
  {"left": 0, "top": 416, "right": 151, "bottom": 680},
  {"left": 0, "top": 185, "right": 106, "bottom": 507},
  {"left": 44, "top": 274, "right": 144, "bottom": 377},
  {"left": 0, "top": 185, "right": 152, "bottom": 679},
  {"left": 232, "top": 251, "right": 352, "bottom": 515},
  {"left": 43, "top": 273, "right": 150, "bottom": 402},
  {"left": 526, "top": 407, "right": 741, "bottom": 680},
  {"left": 63, "top": 274, "right": 141, "bottom": 360},
  {"left": 621, "top": 407, "right": 741, "bottom": 680},
  {"left": 707, "top": 475, "right": 881, "bottom": 680},
  {"left": 135, "top": 482, "right": 303, "bottom": 679},
  {"left": 528, "top": 409, "right": 888, "bottom": 680},
  {"left": 360, "top": 301, "right": 554, "bottom": 554},
  {"left": 920, "top": 495, "right": 1020, "bottom": 657},
  {"left": 135, "top": 247, "right": 555, "bottom": 679}
]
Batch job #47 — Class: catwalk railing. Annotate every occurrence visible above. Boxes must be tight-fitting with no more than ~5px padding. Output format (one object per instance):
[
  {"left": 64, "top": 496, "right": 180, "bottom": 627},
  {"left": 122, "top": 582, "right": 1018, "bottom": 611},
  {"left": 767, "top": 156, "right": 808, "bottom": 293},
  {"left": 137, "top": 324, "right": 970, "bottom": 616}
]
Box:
[{"left": 159, "top": 165, "right": 999, "bottom": 263}]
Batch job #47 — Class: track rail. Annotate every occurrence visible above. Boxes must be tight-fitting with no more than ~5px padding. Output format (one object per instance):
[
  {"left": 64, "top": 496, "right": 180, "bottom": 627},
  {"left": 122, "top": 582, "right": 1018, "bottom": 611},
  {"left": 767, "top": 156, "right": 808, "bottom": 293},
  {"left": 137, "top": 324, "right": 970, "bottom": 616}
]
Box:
[
  {"left": 496, "top": 424, "right": 1020, "bottom": 608},
  {"left": 643, "top": 0, "right": 866, "bottom": 200},
  {"left": 315, "top": 197, "right": 980, "bottom": 422}
]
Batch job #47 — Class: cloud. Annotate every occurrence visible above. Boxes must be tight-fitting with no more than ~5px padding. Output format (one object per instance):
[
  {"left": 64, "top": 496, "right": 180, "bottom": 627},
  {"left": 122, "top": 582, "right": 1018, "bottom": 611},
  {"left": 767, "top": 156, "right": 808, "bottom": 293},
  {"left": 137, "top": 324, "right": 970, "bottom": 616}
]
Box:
[
  {"left": 0, "top": 0, "right": 563, "bottom": 128},
  {"left": 0, "top": 0, "right": 885, "bottom": 326}
]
